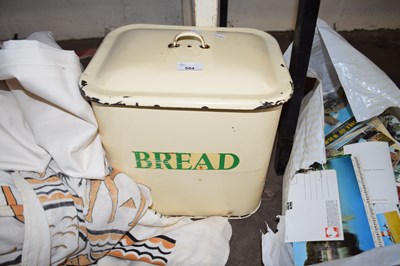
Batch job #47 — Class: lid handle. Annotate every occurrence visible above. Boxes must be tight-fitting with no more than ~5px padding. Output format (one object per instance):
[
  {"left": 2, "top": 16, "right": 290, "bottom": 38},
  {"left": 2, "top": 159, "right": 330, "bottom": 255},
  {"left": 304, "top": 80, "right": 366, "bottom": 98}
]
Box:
[{"left": 168, "top": 31, "right": 210, "bottom": 49}]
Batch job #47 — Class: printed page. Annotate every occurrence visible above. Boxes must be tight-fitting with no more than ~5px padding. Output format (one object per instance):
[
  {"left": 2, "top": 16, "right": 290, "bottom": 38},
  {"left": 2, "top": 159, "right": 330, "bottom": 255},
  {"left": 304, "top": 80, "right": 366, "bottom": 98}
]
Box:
[
  {"left": 344, "top": 141, "right": 399, "bottom": 208},
  {"left": 285, "top": 170, "right": 343, "bottom": 242}
]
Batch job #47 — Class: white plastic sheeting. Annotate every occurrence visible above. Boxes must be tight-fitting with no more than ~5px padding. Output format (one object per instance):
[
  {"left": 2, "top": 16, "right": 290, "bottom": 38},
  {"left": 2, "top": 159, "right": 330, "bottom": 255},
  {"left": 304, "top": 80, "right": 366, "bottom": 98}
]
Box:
[{"left": 263, "top": 19, "right": 400, "bottom": 266}]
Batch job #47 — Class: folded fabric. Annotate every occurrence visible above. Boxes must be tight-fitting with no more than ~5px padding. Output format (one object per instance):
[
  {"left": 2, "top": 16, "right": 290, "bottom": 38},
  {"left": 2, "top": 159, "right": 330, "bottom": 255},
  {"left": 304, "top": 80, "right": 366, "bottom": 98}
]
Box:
[
  {"left": 0, "top": 82, "right": 51, "bottom": 172},
  {"left": 0, "top": 164, "right": 232, "bottom": 266},
  {"left": 0, "top": 32, "right": 232, "bottom": 266},
  {"left": 0, "top": 32, "right": 107, "bottom": 179}
]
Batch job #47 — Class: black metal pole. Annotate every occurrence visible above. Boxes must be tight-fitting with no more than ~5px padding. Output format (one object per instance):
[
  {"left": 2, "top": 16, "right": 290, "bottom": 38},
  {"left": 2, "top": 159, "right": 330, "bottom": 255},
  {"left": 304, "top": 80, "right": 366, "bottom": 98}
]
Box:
[
  {"left": 274, "top": 0, "right": 321, "bottom": 175},
  {"left": 219, "top": 0, "right": 228, "bottom": 27}
]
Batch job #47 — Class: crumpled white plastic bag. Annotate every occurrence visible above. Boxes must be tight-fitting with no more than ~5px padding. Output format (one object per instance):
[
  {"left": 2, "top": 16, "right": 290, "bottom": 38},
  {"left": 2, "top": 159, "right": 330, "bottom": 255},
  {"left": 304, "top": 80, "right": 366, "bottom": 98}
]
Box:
[
  {"left": 317, "top": 20, "right": 400, "bottom": 122},
  {"left": 261, "top": 216, "right": 294, "bottom": 266},
  {"left": 285, "top": 19, "right": 400, "bottom": 122},
  {"left": 281, "top": 84, "right": 326, "bottom": 208},
  {"left": 0, "top": 32, "right": 107, "bottom": 178}
]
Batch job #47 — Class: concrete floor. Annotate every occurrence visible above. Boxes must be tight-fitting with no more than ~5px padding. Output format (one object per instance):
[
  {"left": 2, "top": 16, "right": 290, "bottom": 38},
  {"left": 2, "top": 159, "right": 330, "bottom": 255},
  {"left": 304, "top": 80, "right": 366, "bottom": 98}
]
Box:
[{"left": 58, "top": 29, "right": 400, "bottom": 266}]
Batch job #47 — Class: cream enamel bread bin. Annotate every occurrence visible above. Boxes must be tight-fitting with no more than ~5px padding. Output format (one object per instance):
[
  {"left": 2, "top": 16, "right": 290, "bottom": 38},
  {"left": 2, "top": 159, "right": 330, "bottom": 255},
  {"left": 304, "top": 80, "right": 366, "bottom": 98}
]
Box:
[{"left": 80, "top": 24, "right": 292, "bottom": 217}]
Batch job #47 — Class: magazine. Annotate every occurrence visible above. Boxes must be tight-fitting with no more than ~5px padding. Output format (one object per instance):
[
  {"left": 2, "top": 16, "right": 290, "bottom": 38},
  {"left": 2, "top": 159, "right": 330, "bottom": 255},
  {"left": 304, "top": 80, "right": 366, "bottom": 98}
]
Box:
[
  {"left": 323, "top": 91, "right": 400, "bottom": 201},
  {"left": 379, "top": 110, "right": 400, "bottom": 144},
  {"left": 291, "top": 88, "right": 400, "bottom": 265},
  {"left": 376, "top": 210, "right": 400, "bottom": 246},
  {"left": 324, "top": 88, "right": 359, "bottom": 147}
]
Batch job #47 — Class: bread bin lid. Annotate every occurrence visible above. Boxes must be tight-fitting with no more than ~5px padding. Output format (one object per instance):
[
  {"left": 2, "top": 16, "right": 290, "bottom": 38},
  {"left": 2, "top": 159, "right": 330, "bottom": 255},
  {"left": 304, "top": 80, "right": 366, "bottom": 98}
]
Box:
[{"left": 80, "top": 24, "right": 293, "bottom": 110}]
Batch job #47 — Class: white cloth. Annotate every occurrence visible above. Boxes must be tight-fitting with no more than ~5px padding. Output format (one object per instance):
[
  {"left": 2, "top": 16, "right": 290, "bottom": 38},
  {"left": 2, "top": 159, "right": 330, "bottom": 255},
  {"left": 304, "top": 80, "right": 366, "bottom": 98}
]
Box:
[
  {"left": 12, "top": 172, "right": 51, "bottom": 266},
  {"left": 0, "top": 33, "right": 107, "bottom": 179},
  {"left": 0, "top": 82, "right": 51, "bottom": 172},
  {"left": 0, "top": 32, "right": 232, "bottom": 266},
  {"left": 1, "top": 166, "right": 232, "bottom": 266}
]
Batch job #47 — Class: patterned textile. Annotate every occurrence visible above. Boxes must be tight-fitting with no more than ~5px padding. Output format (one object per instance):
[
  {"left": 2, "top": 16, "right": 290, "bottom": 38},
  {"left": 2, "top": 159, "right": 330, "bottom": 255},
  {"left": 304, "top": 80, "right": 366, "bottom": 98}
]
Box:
[
  {"left": 0, "top": 32, "right": 231, "bottom": 266},
  {"left": 0, "top": 163, "right": 231, "bottom": 266}
]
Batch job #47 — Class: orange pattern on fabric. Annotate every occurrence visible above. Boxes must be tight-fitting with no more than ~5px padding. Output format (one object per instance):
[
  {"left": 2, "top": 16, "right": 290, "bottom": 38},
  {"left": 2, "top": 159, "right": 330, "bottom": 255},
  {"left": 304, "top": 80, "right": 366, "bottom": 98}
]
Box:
[
  {"left": 10, "top": 205, "right": 24, "bottom": 223},
  {"left": 63, "top": 254, "right": 91, "bottom": 265},
  {"left": 120, "top": 198, "right": 136, "bottom": 209},
  {"left": 38, "top": 192, "right": 74, "bottom": 203},
  {"left": 89, "top": 250, "right": 108, "bottom": 260},
  {"left": 118, "top": 233, "right": 176, "bottom": 250},
  {"left": 86, "top": 231, "right": 124, "bottom": 242},
  {"left": 79, "top": 224, "right": 88, "bottom": 234},
  {"left": 72, "top": 195, "right": 83, "bottom": 207},
  {"left": 1, "top": 186, "right": 24, "bottom": 222},
  {"left": 107, "top": 249, "right": 166, "bottom": 266},
  {"left": 149, "top": 237, "right": 176, "bottom": 249},
  {"left": 2, "top": 186, "right": 17, "bottom": 205},
  {"left": 85, "top": 170, "right": 120, "bottom": 223},
  {"left": 119, "top": 234, "right": 135, "bottom": 245},
  {"left": 128, "top": 193, "right": 146, "bottom": 227},
  {"left": 26, "top": 176, "right": 60, "bottom": 184}
]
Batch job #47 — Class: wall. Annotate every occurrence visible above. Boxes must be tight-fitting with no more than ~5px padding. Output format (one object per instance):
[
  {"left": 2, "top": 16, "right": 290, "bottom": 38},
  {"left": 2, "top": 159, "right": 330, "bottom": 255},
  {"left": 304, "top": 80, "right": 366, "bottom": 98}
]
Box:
[
  {"left": 228, "top": 0, "right": 400, "bottom": 31},
  {"left": 0, "top": 0, "right": 183, "bottom": 41},
  {"left": 1, "top": 0, "right": 399, "bottom": 41}
]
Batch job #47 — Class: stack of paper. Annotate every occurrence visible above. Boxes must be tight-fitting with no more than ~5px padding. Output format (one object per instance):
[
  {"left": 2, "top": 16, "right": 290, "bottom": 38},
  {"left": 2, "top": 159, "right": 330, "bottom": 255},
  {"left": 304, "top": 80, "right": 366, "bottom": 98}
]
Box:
[{"left": 286, "top": 90, "right": 400, "bottom": 265}]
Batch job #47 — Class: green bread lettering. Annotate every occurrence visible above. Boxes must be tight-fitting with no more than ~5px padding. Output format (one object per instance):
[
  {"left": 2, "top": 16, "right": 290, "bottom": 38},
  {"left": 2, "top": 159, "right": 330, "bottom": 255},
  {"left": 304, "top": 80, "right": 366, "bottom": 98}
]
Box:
[
  {"left": 193, "top": 153, "right": 215, "bottom": 170},
  {"left": 176, "top": 153, "right": 192, "bottom": 170},
  {"left": 133, "top": 151, "right": 152, "bottom": 168},
  {"left": 154, "top": 152, "right": 173, "bottom": 169},
  {"left": 219, "top": 153, "right": 240, "bottom": 170},
  {"left": 132, "top": 151, "right": 240, "bottom": 170}
]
